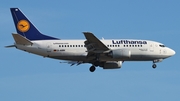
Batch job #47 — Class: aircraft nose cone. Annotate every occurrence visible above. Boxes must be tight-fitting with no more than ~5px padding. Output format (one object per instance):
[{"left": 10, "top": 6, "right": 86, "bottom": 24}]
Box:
[
  {"left": 172, "top": 49, "right": 176, "bottom": 55},
  {"left": 170, "top": 49, "right": 176, "bottom": 56}
]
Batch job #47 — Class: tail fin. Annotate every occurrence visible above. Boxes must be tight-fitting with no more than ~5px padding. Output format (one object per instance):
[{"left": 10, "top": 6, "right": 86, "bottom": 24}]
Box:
[{"left": 10, "top": 8, "right": 59, "bottom": 40}]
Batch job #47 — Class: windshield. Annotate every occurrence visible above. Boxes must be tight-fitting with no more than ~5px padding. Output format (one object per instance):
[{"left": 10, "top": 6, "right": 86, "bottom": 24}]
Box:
[{"left": 159, "top": 44, "right": 165, "bottom": 47}]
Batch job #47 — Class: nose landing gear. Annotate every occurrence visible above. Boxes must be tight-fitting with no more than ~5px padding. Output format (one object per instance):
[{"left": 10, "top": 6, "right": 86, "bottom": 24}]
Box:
[{"left": 152, "top": 59, "right": 163, "bottom": 69}]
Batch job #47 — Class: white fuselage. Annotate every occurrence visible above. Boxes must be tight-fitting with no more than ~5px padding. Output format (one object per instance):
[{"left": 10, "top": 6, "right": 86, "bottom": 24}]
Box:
[
  {"left": 9, "top": 8, "right": 176, "bottom": 71},
  {"left": 15, "top": 39, "right": 175, "bottom": 62}
]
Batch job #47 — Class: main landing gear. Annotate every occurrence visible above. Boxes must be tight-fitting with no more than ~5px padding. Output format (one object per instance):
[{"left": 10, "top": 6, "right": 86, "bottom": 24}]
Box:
[{"left": 89, "top": 66, "right": 96, "bottom": 72}]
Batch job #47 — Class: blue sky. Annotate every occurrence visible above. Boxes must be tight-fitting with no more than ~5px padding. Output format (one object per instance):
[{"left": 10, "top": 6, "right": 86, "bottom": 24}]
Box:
[{"left": 0, "top": 0, "right": 180, "bottom": 101}]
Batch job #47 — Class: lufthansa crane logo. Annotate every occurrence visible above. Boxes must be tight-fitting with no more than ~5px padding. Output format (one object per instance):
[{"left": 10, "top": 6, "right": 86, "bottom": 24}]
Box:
[{"left": 17, "top": 20, "right": 30, "bottom": 32}]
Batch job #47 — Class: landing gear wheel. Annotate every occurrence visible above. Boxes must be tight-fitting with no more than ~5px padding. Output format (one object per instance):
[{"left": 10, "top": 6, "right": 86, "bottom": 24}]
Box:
[
  {"left": 89, "top": 66, "right": 96, "bottom": 72},
  {"left": 152, "top": 64, "right": 157, "bottom": 69}
]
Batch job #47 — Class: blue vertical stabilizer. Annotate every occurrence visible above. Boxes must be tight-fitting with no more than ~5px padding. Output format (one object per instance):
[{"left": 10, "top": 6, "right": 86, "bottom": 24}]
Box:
[{"left": 10, "top": 8, "right": 59, "bottom": 40}]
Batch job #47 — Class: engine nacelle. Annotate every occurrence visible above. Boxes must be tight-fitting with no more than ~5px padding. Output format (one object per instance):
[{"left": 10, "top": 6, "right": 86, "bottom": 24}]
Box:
[
  {"left": 103, "top": 61, "right": 123, "bottom": 69},
  {"left": 108, "top": 49, "right": 131, "bottom": 59}
]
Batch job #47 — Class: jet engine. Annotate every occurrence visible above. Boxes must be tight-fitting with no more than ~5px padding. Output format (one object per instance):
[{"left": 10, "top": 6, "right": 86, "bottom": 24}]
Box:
[
  {"left": 102, "top": 61, "right": 123, "bottom": 69},
  {"left": 108, "top": 49, "right": 131, "bottom": 59}
]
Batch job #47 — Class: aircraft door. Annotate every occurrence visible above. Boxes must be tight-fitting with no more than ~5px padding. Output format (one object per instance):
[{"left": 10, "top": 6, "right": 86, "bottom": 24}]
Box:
[{"left": 46, "top": 42, "right": 52, "bottom": 55}]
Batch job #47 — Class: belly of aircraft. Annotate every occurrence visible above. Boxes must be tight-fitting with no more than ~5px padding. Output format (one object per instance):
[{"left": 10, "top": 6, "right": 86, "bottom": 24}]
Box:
[{"left": 49, "top": 54, "right": 161, "bottom": 62}]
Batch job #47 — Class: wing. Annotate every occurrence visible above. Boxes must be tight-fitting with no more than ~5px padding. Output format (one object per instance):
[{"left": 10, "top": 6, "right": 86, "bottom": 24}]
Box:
[
  {"left": 83, "top": 32, "right": 110, "bottom": 59},
  {"left": 83, "top": 32, "right": 109, "bottom": 53}
]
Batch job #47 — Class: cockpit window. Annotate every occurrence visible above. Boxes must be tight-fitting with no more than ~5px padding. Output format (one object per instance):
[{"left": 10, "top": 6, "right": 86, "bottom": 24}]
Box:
[{"left": 159, "top": 44, "right": 165, "bottom": 47}]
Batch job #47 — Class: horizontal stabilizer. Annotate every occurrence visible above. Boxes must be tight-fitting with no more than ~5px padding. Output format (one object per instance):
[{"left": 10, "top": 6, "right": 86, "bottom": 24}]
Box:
[
  {"left": 5, "top": 45, "right": 16, "bottom": 48},
  {"left": 12, "top": 33, "right": 33, "bottom": 45}
]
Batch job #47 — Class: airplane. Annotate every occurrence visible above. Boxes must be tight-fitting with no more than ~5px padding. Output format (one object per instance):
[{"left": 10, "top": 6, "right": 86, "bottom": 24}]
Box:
[{"left": 6, "top": 8, "right": 176, "bottom": 72}]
